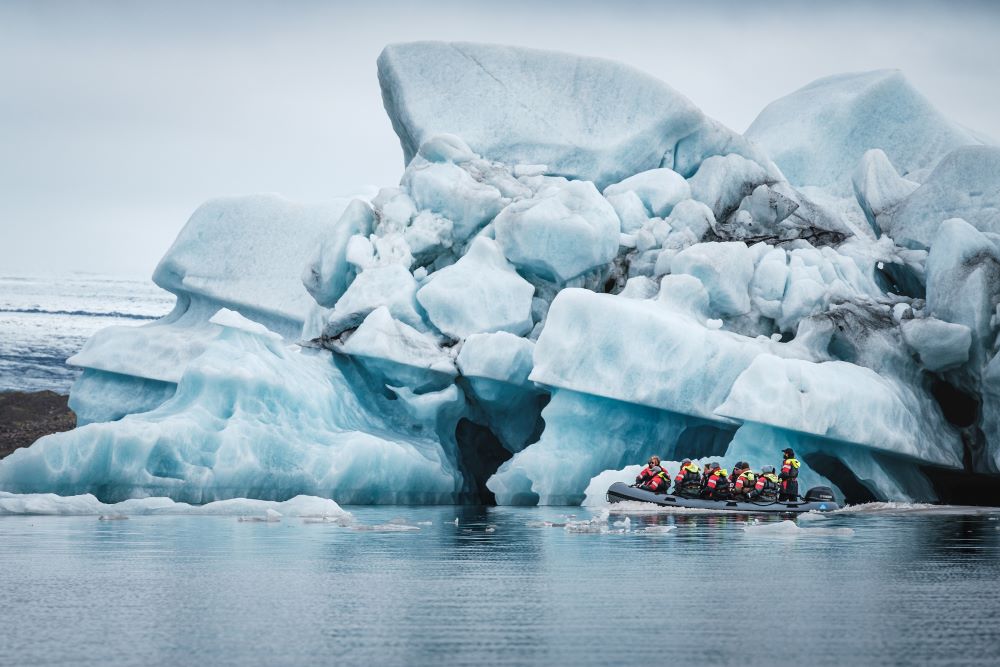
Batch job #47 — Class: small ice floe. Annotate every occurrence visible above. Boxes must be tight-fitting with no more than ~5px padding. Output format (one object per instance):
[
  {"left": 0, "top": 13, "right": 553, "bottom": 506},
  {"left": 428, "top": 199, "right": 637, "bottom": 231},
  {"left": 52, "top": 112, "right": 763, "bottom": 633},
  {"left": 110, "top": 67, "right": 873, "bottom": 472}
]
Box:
[
  {"left": 239, "top": 509, "right": 283, "bottom": 523},
  {"left": 633, "top": 525, "right": 676, "bottom": 535},
  {"left": 416, "top": 521, "right": 433, "bottom": 526},
  {"left": 743, "top": 519, "right": 854, "bottom": 537},
  {"left": 453, "top": 517, "right": 459, "bottom": 526},
  {"left": 612, "top": 517, "right": 631, "bottom": 531},
  {"left": 485, "top": 526, "right": 496, "bottom": 533},
  {"left": 350, "top": 523, "right": 420, "bottom": 532},
  {"left": 525, "top": 520, "right": 559, "bottom": 528},
  {"left": 302, "top": 515, "right": 353, "bottom": 526},
  {"left": 98, "top": 514, "right": 128, "bottom": 521}
]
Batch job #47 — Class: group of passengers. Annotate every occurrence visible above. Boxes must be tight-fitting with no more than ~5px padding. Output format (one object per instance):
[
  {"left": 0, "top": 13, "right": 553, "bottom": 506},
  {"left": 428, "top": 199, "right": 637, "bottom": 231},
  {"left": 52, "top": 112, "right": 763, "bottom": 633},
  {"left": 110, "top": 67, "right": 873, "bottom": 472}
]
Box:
[{"left": 633, "top": 448, "right": 801, "bottom": 503}]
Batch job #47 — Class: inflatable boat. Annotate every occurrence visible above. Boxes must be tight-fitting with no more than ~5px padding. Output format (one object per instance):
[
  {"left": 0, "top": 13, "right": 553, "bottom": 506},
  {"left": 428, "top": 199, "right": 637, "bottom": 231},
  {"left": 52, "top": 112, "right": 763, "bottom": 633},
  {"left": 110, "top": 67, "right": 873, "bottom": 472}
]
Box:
[{"left": 606, "top": 482, "right": 840, "bottom": 513}]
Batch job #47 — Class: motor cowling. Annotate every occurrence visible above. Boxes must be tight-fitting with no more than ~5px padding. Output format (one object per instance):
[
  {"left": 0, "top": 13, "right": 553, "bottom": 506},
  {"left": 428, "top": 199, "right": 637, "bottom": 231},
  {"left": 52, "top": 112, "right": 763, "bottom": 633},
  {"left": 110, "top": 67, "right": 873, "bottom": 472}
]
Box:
[{"left": 804, "top": 486, "right": 836, "bottom": 502}]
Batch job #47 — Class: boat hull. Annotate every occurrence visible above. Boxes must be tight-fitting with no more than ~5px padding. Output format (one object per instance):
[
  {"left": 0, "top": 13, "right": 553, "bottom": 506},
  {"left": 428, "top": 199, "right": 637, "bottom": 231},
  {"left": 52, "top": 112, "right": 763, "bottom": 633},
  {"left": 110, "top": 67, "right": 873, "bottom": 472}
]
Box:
[{"left": 606, "top": 482, "right": 839, "bottom": 513}]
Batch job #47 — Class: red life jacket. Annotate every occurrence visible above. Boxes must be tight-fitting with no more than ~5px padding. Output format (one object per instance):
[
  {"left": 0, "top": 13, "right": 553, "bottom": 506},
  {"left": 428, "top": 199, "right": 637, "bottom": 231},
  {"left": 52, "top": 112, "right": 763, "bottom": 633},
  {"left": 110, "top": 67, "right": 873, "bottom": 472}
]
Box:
[{"left": 645, "top": 471, "right": 669, "bottom": 491}]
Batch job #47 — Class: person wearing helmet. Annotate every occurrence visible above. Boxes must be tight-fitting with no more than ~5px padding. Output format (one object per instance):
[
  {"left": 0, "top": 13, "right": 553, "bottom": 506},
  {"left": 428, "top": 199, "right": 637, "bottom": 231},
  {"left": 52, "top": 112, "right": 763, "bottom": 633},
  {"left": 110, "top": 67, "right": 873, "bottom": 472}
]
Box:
[
  {"left": 672, "top": 459, "right": 701, "bottom": 497},
  {"left": 635, "top": 456, "right": 669, "bottom": 493},
  {"left": 778, "top": 448, "right": 801, "bottom": 501},
  {"left": 752, "top": 465, "right": 781, "bottom": 502},
  {"left": 700, "top": 462, "right": 731, "bottom": 500},
  {"left": 732, "top": 462, "right": 757, "bottom": 500}
]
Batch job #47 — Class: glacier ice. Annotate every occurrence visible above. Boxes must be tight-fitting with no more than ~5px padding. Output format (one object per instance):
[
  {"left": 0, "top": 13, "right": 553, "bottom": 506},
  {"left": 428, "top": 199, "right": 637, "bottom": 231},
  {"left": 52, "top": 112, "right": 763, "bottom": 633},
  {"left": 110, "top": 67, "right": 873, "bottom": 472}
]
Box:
[
  {"left": 4, "top": 41, "right": 1000, "bottom": 508},
  {"left": 493, "top": 179, "right": 620, "bottom": 283},
  {"left": 377, "top": 41, "right": 777, "bottom": 188},
  {"left": 416, "top": 237, "right": 535, "bottom": 339},
  {"left": 882, "top": 146, "right": 1000, "bottom": 250},
  {"left": 746, "top": 69, "right": 983, "bottom": 193}
]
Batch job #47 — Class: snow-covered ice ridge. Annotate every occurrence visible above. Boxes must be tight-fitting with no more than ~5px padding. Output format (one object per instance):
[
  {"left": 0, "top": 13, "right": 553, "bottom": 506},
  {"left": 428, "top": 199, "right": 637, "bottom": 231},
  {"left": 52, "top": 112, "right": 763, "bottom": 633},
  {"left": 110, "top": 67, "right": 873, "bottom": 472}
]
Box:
[{"left": 1, "top": 41, "right": 997, "bottom": 506}]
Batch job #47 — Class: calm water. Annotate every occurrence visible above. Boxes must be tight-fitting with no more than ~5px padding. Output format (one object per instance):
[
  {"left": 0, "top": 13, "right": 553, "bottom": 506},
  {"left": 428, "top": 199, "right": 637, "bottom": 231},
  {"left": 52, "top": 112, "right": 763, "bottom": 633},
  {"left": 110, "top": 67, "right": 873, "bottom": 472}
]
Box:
[
  {"left": 0, "top": 274, "right": 173, "bottom": 392},
  {"left": 2, "top": 505, "right": 1000, "bottom": 667}
]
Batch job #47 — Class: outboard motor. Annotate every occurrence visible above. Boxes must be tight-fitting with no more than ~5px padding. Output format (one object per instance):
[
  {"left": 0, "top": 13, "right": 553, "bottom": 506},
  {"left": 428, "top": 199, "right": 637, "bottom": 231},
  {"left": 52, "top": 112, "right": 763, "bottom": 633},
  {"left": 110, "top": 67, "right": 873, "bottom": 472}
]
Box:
[{"left": 804, "top": 486, "right": 836, "bottom": 502}]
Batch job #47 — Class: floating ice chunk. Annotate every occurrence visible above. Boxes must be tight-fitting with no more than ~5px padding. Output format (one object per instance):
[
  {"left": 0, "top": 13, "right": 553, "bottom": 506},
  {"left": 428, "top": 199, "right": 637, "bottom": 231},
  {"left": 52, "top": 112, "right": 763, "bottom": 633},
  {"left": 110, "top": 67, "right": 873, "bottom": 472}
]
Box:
[
  {"left": 671, "top": 242, "right": 754, "bottom": 317},
  {"left": 852, "top": 149, "right": 920, "bottom": 235},
  {"left": 239, "top": 508, "right": 282, "bottom": 523},
  {"left": 402, "top": 157, "right": 505, "bottom": 241},
  {"left": 324, "top": 264, "right": 426, "bottom": 337},
  {"left": 687, "top": 154, "right": 771, "bottom": 222},
  {"left": 416, "top": 237, "right": 534, "bottom": 339},
  {"left": 98, "top": 514, "right": 128, "bottom": 521},
  {"left": 900, "top": 317, "right": 971, "bottom": 371},
  {"left": 883, "top": 146, "right": 1000, "bottom": 249},
  {"left": 340, "top": 307, "right": 456, "bottom": 387},
  {"left": 494, "top": 179, "right": 620, "bottom": 282},
  {"left": 746, "top": 69, "right": 981, "bottom": 192},
  {"left": 0, "top": 492, "right": 351, "bottom": 519},
  {"left": 378, "top": 42, "right": 768, "bottom": 189},
  {"left": 301, "top": 199, "right": 376, "bottom": 308},
  {"left": 925, "top": 218, "right": 1000, "bottom": 366},
  {"left": 603, "top": 168, "right": 691, "bottom": 218},
  {"left": 743, "top": 519, "right": 854, "bottom": 537}
]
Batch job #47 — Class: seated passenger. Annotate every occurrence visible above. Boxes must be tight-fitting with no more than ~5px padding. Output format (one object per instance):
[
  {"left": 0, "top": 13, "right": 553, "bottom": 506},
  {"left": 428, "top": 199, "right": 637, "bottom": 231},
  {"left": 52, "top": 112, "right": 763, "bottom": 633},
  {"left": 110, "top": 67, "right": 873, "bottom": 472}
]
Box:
[
  {"left": 673, "top": 459, "right": 701, "bottom": 497},
  {"left": 732, "top": 462, "right": 756, "bottom": 500},
  {"left": 701, "top": 463, "right": 731, "bottom": 500},
  {"left": 635, "top": 456, "right": 662, "bottom": 487},
  {"left": 752, "top": 466, "right": 781, "bottom": 502}
]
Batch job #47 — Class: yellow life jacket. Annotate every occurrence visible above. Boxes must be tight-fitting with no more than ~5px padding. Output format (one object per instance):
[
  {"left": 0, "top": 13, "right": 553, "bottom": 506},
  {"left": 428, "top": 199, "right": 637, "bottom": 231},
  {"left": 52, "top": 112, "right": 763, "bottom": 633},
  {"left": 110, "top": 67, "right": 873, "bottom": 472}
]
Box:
[{"left": 783, "top": 458, "right": 800, "bottom": 469}]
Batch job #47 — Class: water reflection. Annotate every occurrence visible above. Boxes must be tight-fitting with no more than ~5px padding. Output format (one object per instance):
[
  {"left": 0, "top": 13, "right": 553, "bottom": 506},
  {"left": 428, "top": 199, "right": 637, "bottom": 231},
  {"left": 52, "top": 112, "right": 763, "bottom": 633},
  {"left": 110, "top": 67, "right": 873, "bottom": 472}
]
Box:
[{"left": 1, "top": 507, "right": 999, "bottom": 666}]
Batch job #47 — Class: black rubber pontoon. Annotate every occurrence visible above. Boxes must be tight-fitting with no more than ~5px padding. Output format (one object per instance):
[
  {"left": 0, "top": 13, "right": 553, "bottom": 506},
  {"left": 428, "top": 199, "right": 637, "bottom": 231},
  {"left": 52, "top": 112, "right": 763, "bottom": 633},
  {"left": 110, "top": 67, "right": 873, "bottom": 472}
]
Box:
[{"left": 606, "top": 482, "right": 840, "bottom": 513}]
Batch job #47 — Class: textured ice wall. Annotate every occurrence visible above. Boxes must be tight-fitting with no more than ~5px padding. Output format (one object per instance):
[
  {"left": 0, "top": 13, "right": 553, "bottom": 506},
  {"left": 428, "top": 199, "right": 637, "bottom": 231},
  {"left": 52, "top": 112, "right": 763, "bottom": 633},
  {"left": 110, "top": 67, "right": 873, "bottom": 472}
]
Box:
[{"left": 3, "top": 43, "right": 998, "bottom": 506}]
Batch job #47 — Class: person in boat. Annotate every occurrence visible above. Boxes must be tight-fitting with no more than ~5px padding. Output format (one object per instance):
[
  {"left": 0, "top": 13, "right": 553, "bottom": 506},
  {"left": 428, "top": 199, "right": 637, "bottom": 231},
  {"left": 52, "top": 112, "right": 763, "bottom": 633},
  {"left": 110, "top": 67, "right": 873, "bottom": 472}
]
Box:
[
  {"left": 752, "top": 466, "right": 781, "bottom": 502},
  {"left": 732, "top": 462, "right": 757, "bottom": 500},
  {"left": 635, "top": 457, "right": 669, "bottom": 493},
  {"left": 672, "top": 459, "right": 702, "bottom": 497},
  {"left": 701, "top": 462, "right": 731, "bottom": 499},
  {"left": 778, "top": 448, "right": 801, "bottom": 501}
]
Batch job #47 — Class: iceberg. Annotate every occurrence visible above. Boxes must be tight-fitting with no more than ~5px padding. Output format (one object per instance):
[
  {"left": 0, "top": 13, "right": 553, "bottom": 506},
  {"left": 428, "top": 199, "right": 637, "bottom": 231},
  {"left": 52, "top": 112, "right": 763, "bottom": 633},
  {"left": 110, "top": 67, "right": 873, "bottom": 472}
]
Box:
[
  {"left": 378, "top": 41, "right": 778, "bottom": 188},
  {"left": 3, "top": 42, "right": 998, "bottom": 508},
  {"left": 746, "top": 69, "right": 983, "bottom": 193}
]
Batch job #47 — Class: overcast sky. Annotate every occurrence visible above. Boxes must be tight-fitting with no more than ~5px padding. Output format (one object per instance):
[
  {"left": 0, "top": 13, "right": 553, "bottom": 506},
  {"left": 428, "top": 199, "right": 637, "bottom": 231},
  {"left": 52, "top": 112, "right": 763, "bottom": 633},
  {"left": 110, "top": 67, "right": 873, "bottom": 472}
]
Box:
[{"left": 2, "top": 0, "right": 998, "bottom": 278}]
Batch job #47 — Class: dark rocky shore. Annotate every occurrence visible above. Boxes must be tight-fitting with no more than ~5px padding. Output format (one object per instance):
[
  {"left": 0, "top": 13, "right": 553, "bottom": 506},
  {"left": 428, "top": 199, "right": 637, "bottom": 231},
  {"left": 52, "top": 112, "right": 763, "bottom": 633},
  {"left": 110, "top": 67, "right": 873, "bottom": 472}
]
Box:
[{"left": 0, "top": 391, "right": 76, "bottom": 459}]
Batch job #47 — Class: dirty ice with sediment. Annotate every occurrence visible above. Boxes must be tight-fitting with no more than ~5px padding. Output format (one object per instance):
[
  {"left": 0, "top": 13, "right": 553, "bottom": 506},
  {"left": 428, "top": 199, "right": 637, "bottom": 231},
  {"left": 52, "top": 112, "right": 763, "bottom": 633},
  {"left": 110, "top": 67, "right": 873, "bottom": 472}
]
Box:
[{"left": 2, "top": 41, "right": 999, "bottom": 509}]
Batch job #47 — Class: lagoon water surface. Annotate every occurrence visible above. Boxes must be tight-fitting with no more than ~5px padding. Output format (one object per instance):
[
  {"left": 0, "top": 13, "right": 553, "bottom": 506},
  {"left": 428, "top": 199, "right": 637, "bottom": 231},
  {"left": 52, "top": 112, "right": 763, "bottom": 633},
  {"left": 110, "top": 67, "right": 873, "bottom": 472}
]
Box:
[{"left": 3, "top": 505, "right": 1000, "bottom": 666}]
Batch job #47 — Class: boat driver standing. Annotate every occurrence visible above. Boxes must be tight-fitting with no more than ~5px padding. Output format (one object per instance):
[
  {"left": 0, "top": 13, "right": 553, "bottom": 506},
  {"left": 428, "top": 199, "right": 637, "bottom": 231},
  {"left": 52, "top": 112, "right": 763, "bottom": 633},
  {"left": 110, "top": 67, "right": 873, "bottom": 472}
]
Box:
[{"left": 778, "top": 448, "right": 800, "bottom": 501}]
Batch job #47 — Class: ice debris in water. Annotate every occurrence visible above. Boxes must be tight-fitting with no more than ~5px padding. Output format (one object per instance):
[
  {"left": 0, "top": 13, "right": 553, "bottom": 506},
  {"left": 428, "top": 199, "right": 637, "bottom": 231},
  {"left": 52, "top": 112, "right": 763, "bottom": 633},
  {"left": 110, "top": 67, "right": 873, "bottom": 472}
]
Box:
[
  {"left": 0, "top": 492, "right": 351, "bottom": 520},
  {"left": 239, "top": 508, "right": 283, "bottom": 523},
  {"left": 2, "top": 41, "right": 998, "bottom": 509},
  {"left": 743, "top": 520, "right": 854, "bottom": 537}
]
